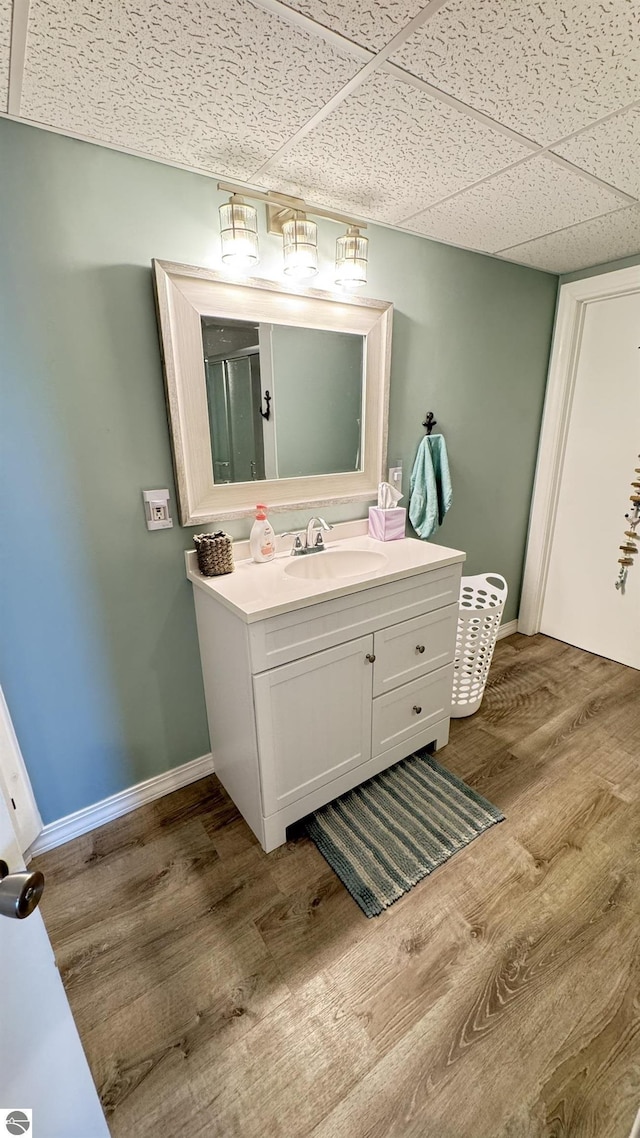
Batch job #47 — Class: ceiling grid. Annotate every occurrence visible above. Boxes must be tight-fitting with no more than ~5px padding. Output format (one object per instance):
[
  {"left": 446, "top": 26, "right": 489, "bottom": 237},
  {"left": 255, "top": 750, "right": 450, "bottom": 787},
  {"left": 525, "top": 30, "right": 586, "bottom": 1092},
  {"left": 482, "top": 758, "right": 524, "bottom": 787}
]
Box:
[
  {"left": 0, "top": 0, "right": 13, "bottom": 110},
  {"left": 0, "top": 0, "right": 638, "bottom": 273}
]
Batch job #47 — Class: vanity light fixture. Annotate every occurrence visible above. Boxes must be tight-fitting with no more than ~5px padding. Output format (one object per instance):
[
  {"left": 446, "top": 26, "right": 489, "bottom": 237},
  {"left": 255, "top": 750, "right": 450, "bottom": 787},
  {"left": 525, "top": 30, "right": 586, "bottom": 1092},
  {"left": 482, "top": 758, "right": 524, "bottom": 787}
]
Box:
[
  {"left": 335, "top": 225, "right": 368, "bottom": 290},
  {"left": 216, "top": 182, "right": 367, "bottom": 282},
  {"left": 282, "top": 212, "right": 318, "bottom": 280},
  {"left": 218, "top": 194, "right": 259, "bottom": 269}
]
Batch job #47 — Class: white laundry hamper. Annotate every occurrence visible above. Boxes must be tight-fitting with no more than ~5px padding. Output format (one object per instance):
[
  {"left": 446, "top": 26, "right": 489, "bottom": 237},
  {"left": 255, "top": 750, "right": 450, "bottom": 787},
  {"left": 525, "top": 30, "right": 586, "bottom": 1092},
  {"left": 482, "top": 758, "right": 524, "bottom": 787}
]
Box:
[{"left": 451, "top": 573, "right": 508, "bottom": 717}]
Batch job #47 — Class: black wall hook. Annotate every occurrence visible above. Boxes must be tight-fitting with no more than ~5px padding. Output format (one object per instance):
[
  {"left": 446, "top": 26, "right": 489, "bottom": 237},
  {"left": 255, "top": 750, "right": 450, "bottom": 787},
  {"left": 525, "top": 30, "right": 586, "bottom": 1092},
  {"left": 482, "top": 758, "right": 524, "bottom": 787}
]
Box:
[
  {"left": 259, "top": 391, "right": 271, "bottom": 421},
  {"left": 422, "top": 411, "right": 437, "bottom": 435}
]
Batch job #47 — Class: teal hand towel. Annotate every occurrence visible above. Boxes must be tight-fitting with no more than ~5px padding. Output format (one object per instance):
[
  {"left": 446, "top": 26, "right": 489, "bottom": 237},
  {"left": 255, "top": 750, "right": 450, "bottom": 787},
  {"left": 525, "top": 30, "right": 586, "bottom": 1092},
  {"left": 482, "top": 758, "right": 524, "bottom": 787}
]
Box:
[{"left": 409, "top": 434, "right": 452, "bottom": 540}]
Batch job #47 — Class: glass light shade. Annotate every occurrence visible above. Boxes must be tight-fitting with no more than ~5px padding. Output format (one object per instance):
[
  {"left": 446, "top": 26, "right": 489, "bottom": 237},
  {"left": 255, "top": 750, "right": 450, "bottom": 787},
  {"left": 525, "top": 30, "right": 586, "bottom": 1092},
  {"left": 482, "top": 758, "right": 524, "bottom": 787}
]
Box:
[
  {"left": 282, "top": 216, "right": 318, "bottom": 280},
  {"left": 219, "top": 198, "right": 259, "bottom": 268},
  {"left": 335, "top": 226, "right": 368, "bottom": 289}
]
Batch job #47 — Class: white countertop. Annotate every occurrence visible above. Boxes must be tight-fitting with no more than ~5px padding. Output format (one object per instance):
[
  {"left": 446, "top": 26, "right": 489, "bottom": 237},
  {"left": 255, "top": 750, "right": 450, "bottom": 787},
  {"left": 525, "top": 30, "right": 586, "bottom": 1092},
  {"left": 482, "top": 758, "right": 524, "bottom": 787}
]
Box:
[{"left": 186, "top": 535, "right": 465, "bottom": 623}]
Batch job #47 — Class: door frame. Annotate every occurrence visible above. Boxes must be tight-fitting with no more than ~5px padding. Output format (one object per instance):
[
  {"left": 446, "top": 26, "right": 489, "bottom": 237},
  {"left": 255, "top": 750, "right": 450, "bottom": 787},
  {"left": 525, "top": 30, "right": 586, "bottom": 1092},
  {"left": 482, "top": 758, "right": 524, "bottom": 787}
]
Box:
[
  {"left": 0, "top": 686, "right": 42, "bottom": 854},
  {"left": 519, "top": 264, "right": 640, "bottom": 635}
]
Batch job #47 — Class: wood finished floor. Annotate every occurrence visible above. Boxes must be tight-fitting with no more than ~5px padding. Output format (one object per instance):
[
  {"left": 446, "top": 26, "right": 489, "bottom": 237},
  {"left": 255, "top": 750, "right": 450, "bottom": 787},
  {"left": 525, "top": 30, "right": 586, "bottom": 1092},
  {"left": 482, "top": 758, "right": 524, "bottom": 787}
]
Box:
[{"left": 34, "top": 634, "right": 640, "bottom": 1138}]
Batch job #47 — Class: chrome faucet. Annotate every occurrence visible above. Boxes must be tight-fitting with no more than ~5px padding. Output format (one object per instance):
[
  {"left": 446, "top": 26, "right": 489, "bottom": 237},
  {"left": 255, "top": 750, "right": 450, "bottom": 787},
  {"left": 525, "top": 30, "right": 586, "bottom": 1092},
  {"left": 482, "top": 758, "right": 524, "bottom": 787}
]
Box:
[
  {"left": 281, "top": 516, "right": 333, "bottom": 555},
  {"left": 305, "top": 516, "right": 332, "bottom": 552}
]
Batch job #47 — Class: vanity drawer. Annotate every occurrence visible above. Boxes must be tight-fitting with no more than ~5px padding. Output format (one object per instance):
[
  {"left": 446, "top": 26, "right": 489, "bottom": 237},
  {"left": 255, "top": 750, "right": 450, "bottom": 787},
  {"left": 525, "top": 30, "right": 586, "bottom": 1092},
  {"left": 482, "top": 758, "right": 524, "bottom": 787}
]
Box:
[
  {"left": 248, "top": 565, "right": 461, "bottom": 672},
  {"left": 372, "top": 666, "right": 454, "bottom": 759},
  {"left": 372, "top": 604, "right": 458, "bottom": 696}
]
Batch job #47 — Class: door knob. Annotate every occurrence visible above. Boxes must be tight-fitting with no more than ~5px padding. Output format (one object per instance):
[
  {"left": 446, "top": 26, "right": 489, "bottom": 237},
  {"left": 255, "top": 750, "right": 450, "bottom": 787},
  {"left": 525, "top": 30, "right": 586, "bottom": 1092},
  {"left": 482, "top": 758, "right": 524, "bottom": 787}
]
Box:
[
  {"left": 412, "top": 705, "right": 422, "bottom": 715},
  {"left": 416, "top": 645, "right": 425, "bottom": 654},
  {"left": 0, "top": 859, "right": 45, "bottom": 920},
  {"left": 365, "top": 653, "right": 376, "bottom": 664}
]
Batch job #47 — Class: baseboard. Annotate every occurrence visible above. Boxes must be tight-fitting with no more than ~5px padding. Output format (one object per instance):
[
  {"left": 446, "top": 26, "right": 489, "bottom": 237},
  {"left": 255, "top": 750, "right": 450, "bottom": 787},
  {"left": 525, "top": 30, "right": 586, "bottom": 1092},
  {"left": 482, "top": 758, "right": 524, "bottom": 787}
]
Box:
[
  {"left": 497, "top": 619, "right": 519, "bottom": 640},
  {"left": 28, "top": 752, "right": 215, "bottom": 857}
]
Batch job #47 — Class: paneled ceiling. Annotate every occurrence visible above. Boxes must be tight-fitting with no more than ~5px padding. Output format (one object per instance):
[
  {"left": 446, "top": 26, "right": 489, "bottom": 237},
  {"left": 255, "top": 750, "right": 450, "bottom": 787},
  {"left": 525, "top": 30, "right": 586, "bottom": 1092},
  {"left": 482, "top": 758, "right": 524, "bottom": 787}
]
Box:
[{"left": 2, "top": 0, "right": 639, "bottom": 273}]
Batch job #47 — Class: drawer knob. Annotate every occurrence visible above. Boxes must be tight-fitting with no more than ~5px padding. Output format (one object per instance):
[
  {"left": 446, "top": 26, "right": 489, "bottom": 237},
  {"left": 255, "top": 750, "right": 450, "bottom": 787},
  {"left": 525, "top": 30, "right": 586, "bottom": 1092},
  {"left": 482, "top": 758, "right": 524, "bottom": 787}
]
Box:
[
  {"left": 416, "top": 644, "right": 426, "bottom": 654},
  {"left": 413, "top": 705, "right": 422, "bottom": 715},
  {"left": 365, "top": 653, "right": 376, "bottom": 664}
]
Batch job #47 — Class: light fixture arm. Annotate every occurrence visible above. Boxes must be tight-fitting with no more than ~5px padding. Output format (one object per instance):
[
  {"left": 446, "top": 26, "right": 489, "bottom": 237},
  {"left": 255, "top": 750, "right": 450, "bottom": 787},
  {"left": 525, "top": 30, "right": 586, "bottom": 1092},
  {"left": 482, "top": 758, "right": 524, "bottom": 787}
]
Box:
[{"left": 217, "top": 182, "right": 367, "bottom": 234}]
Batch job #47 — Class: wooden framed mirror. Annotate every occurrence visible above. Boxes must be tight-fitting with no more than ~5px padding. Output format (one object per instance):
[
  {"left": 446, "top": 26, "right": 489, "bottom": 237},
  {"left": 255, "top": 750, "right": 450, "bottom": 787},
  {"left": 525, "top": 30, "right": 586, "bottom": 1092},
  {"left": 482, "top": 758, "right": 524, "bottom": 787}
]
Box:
[{"left": 153, "top": 260, "right": 393, "bottom": 524}]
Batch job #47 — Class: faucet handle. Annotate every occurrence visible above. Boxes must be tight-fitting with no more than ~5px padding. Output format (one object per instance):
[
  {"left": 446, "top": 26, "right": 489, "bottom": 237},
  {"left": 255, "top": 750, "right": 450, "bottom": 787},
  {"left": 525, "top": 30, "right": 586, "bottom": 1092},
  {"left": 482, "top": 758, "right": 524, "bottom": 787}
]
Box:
[
  {"left": 281, "top": 531, "right": 306, "bottom": 555},
  {"left": 314, "top": 517, "right": 333, "bottom": 550}
]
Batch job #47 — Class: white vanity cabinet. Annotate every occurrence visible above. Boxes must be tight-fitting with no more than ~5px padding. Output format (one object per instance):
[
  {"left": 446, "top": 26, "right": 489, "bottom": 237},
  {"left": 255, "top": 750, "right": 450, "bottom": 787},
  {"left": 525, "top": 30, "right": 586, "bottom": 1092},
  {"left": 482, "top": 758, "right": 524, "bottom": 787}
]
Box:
[{"left": 188, "top": 539, "right": 464, "bottom": 851}]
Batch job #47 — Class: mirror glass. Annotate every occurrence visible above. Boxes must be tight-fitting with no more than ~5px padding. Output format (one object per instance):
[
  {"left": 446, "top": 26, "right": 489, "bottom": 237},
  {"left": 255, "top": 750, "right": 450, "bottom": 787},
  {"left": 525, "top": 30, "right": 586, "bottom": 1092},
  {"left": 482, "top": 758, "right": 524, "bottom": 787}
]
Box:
[{"left": 201, "top": 316, "right": 365, "bottom": 484}]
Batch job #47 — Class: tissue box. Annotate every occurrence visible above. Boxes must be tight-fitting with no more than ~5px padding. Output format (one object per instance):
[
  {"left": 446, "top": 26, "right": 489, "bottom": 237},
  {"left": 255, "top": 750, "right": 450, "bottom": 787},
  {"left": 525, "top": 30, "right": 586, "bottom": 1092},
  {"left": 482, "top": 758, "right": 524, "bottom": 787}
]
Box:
[{"left": 368, "top": 506, "right": 406, "bottom": 541}]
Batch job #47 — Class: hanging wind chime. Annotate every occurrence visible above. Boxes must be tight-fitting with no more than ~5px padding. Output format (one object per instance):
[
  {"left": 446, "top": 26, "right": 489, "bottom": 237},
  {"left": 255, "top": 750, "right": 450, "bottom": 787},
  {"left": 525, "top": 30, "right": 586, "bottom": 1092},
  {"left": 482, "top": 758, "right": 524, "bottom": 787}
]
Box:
[{"left": 615, "top": 455, "right": 640, "bottom": 593}]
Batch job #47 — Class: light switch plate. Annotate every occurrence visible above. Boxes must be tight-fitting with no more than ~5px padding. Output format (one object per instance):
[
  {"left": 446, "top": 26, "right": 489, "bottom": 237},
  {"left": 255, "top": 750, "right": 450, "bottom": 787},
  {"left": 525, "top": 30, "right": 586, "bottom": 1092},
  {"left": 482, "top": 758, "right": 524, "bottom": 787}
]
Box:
[{"left": 388, "top": 464, "right": 403, "bottom": 488}]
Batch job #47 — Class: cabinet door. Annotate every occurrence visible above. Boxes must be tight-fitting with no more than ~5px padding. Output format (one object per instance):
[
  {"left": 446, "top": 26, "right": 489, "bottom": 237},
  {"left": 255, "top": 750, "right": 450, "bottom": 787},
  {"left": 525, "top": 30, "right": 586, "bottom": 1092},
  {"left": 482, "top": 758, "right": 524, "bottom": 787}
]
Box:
[
  {"left": 254, "top": 635, "right": 373, "bottom": 816},
  {"left": 372, "top": 604, "right": 458, "bottom": 697}
]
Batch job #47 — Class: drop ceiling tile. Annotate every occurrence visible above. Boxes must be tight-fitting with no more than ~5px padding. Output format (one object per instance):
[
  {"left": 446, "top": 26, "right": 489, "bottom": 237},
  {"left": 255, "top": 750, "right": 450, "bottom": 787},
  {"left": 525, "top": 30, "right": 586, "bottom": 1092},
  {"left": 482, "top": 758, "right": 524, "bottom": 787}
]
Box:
[
  {"left": 19, "top": 0, "right": 362, "bottom": 180},
  {"left": 262, "top": 71, "right": 532, "bottom": 224},
  {"left": 278, "top": 0, "right": 426, "bottom": 52},
  {"left": 392, "top": 0, "right": 640, "bottom": 146},
  {"left": 407, "top": 155, "right": 625, "bottom": 252},
  {"left": 498, "top": 204, "right": 640, "bottom": 273},
  {"left": 0, "top": 0, "right": 11, "bottom": 113},
  {"left": 553, "top": 106, "right": 640, "bottom": 199}
]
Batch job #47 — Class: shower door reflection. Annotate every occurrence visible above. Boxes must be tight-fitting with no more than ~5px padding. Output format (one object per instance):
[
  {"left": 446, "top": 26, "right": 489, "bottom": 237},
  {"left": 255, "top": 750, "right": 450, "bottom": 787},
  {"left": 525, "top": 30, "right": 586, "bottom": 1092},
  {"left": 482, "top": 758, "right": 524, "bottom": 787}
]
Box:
[{"left": 205, "top": 352, "right": 265, "bottom": 483}]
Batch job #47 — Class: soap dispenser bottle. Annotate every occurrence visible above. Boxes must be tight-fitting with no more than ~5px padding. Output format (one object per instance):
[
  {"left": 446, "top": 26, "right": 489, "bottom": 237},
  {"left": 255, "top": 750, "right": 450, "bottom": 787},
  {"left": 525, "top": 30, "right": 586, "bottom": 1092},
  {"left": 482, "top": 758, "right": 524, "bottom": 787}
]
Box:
[{"left": 250, "top": 505, "right": 276, "bottom": 563}]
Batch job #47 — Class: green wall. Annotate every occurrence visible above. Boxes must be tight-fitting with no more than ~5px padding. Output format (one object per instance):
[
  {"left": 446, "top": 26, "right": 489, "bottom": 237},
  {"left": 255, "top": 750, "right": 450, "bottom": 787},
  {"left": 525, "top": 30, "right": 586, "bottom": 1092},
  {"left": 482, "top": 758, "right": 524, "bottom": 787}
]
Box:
[{"left": 0, "top": 119, "right": 557, "bottom": 824}]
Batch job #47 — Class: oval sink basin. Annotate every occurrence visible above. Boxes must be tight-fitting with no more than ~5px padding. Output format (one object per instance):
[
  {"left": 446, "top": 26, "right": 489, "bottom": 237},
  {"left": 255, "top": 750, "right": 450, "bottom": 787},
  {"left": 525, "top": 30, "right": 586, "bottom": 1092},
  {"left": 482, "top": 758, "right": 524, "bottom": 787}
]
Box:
[{"left": 284, "top": 548, "right": 388, "bottom": 581}]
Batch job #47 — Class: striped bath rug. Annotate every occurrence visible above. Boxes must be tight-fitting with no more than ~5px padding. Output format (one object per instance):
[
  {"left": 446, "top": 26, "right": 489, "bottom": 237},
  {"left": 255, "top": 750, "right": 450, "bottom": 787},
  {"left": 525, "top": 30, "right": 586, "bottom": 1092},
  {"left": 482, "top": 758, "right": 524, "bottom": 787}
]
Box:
[{"left": 305, "top": 751, "right": 504, "bottom": 918}]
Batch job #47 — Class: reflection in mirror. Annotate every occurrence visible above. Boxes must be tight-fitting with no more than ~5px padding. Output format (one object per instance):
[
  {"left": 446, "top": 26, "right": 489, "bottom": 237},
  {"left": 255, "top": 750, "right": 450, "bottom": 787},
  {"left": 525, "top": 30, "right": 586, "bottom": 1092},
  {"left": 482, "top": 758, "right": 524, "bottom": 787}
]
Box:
[
  {"left": 202, "top": 318, "right": 263, "bottom": 484},
  {"left": 201, "top": 316, "right": 364, "bottom": 485}
]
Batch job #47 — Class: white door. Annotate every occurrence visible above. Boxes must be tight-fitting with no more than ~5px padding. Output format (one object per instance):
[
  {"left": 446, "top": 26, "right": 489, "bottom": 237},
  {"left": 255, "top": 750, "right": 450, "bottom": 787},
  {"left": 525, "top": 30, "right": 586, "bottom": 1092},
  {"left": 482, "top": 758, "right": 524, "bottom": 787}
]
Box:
[
  {"left": 541, "top": 289, "right": 640, "bottom": 668},
  {"left": 0, "top": 790, "right": 109, "bottom": 1137},
  {"left": 254, "top": 634, "right": 373, "bottom": 815}
]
